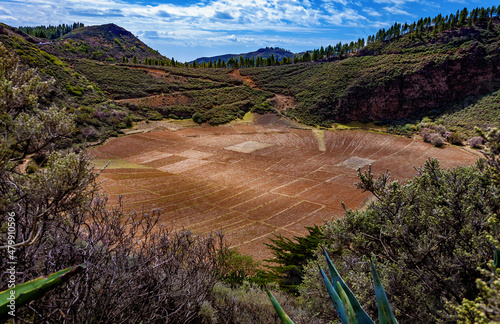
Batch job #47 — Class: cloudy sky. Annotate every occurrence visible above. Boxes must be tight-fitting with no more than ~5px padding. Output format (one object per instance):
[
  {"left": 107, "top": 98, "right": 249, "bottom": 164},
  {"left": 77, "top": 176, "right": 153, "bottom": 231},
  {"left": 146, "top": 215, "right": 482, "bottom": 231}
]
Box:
[{"left": 1, "top": 0, "right": 497, "bottom": 61}]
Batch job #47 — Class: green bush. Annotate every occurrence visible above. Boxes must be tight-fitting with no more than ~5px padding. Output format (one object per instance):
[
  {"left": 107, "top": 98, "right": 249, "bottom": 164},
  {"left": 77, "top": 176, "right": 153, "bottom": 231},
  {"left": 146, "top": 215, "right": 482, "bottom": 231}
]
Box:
[
  {"left": 447, "top": 132, "right": 463, "bottom": 145},
  {"left": 297, "top": 158, "right": 499, "bottom": 322}
]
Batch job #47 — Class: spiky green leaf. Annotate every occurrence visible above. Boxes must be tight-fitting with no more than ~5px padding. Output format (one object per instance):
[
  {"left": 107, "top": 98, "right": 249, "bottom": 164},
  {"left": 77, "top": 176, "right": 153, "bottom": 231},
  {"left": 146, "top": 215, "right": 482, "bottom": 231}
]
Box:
[
  {"left": 319, "top": 265, "right": 350, "bottom": 324},
  {"left": 494, "top": 247, "right": 500, "bottom": 269},
  {"left": 0, "top": 265, "right": 84, "bottom": 319},
  {"left": 265, "top": 286, "right": 295, "bottom": 324},
  {"left": 322, "top": 247, "right": 375, "bottom": 324},
  {"left": 370, "top": 263, "right": 398, "bottom": 324},
  {"left": 337, "top": 281, "right": 358, "bottom": 324}
]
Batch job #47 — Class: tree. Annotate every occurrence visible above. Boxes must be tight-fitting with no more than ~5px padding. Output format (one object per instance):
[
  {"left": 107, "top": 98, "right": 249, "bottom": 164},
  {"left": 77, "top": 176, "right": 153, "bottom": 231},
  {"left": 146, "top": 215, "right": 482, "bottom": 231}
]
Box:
[
  {"left": 265, "top": 225, "right": 323, "bottom": 294},
  {"left": 0, "top": 43, "right": 96, "bottom": 251}
]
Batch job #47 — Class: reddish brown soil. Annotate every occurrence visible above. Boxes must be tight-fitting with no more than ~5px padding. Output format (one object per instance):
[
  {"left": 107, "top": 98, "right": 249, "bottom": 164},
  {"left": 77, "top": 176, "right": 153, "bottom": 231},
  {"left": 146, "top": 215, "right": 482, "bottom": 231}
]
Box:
[
  {"left": 91, "top": 119, "right": 478, "bottom": 261},
  {"left": 229, "top": 69, "right": 257, "bottom": 88}
]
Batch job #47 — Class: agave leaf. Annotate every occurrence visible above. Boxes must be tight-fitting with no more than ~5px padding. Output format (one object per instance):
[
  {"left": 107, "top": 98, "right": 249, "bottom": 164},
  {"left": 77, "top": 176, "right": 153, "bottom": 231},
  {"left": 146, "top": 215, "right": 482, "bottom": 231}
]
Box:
[
  {"left": 265, "top": 286, "right": 295, "bottom": 324},
  {"left": 370, "top": 263, "right": 398, "bottom": 324},
  {"left": 337, "top": 281, "right": 358, "bottom": 324},
  {"left": 0, "top": 264, "right": 85, "bottom": 319},
  {"left": 319, "top": 265, "right": 350, "bottom": 324},
  {"left": 494, "top": 247, "right": 500, "bottom": 269},
  {"left": 322, "top": 247, "right": 375, "bottom": 324}
]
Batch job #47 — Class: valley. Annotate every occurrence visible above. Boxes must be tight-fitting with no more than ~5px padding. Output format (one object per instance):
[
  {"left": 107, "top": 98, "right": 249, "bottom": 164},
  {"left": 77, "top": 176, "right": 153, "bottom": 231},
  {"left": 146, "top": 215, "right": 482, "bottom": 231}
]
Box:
[
  {"left": 2, "top": 6, "right": 500, "bottom": 322},
  {"left": 90, "top": 113, "right": 478, "bottom": 260}
]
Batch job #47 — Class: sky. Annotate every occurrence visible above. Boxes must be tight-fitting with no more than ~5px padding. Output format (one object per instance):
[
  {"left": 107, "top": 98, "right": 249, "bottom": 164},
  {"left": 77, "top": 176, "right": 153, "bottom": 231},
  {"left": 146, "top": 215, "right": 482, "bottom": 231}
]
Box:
[{"left": 0, "top": 0, "right": 497, "bottom": 61}]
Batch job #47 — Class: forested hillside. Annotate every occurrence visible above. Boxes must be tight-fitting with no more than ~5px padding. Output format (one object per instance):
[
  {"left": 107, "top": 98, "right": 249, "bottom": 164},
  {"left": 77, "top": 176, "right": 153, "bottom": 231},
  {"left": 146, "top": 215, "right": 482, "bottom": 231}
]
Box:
[
  {"left": 41, "top": 23, "right": 166, "bottom": 63},
  {"left": 242, "top": 16, "right": 500, "bottom": 134}
]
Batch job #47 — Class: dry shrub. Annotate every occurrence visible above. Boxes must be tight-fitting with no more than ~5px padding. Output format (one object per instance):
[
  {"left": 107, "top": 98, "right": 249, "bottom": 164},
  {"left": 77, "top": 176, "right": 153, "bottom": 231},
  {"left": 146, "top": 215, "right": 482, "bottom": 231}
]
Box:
[
  {"left": 210, "top": 282, "right": 324, "bottom": 324},
  {"left": 430, "top": 133, "right": 445, "bottom": 147},
  {"left": 420, "top": 128, "right": 433, "bottom": 142},
  {"left": 468, "top": 136, "right": 486, "bottom": 148},
  {"left": 1, "top": 196, "right": 228, "bottom": 323}
]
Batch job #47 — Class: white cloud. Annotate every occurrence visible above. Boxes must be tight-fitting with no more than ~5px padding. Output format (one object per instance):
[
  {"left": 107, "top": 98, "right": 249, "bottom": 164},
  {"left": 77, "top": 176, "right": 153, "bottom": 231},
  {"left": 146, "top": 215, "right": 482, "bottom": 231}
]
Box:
[
  {"left": 323, "top": 0, "right": 349, "bottom": 6},
  {"left": 383, "top": 6, "right": 415, "bottom": 16},
  {"left": 5, "top": 0, "right": 446, "bottom": 60},
  {"left": 363, "top": 7, "right": 382, "bottom": 17}
]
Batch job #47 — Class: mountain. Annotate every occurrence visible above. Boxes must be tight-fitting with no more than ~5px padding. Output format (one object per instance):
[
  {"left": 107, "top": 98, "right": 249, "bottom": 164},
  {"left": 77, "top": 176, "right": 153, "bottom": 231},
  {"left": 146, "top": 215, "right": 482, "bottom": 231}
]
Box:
[
  {"left": 194, "top": 47, "right": 295, "bottom": 64},
  {"left": 41, "top": 23, "right": 166, "bottom": 63}
]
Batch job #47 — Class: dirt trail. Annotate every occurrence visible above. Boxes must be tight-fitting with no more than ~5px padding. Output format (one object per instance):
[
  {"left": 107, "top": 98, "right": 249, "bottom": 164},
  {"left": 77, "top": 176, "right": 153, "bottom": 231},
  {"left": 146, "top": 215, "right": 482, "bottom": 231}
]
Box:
[
  {"left": 229, "top": 69, "right": 258, "bottom": 88},
  {"left": 229, "top": 69, "right": 297, "bottom": 112}
]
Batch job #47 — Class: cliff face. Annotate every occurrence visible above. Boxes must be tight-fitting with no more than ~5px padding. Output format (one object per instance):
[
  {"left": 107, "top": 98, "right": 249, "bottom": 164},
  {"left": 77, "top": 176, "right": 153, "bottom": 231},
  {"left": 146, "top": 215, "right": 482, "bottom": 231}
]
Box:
[{"left": 334, "top": 44, "right": 500, "bottom": 122}]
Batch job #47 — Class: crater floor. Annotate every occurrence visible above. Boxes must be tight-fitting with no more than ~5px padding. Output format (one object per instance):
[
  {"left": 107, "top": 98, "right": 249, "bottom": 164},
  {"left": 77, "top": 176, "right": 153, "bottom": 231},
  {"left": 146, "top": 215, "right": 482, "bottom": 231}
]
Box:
[{"left": 90, "top": 115, "right": 478, "bottom": 260}]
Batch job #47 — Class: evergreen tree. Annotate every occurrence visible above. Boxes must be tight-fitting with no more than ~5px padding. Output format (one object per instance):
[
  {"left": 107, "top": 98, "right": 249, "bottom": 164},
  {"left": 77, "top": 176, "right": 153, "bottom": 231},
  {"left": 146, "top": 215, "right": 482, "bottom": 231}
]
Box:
[{"left": 265, "top": 225, "right": 323, "bottom": 294}]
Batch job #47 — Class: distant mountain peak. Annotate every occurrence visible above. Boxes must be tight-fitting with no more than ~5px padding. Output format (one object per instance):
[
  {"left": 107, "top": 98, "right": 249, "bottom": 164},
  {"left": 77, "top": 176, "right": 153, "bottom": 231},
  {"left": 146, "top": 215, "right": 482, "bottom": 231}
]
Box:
[{"left": 194, "top": 47, "right": 295, "bottom": 64}]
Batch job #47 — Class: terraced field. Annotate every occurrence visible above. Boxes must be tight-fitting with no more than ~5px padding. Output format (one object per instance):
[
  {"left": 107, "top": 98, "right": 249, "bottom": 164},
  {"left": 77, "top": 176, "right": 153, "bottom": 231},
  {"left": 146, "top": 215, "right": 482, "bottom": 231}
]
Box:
[{"left": 90, "top": 115, "right": 479, "bottom": 260}]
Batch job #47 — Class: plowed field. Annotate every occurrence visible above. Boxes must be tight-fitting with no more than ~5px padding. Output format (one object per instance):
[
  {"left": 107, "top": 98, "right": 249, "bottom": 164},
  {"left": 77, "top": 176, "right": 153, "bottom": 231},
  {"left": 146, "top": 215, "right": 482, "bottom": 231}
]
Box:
[{"left": 90, "top": 115, "right": 478, "bottom": 260}]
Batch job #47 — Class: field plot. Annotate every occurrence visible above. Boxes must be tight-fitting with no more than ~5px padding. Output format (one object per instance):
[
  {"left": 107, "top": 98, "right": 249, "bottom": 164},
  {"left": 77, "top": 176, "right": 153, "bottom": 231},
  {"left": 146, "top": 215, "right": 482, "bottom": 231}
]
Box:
[{"left": 91, "top": 116, "right": 478, "bottom": 260}]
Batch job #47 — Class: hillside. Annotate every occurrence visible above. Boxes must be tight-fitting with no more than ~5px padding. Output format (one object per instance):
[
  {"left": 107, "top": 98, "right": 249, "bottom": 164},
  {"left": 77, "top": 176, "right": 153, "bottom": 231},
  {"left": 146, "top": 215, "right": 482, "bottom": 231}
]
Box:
[
  {"left": 241, "top": 18, "right": 500, "bottom": 132},
  {"left": 41, "top": 23, "right": 166, "bottom": 63},
  {"left": 0, "top": 22, "right": 273, "bottom": 141},
  {"left": 0, "top": 23, "right": 105, "bottom": 107},
  {"left": 194, "top": 47, "right": 294, "bottom": 64}
]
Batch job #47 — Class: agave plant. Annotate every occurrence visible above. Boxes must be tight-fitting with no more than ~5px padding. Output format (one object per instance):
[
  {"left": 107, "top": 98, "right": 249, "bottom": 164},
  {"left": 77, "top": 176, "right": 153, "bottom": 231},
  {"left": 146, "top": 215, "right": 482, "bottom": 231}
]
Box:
[
  {"left": 0, "top": 264, "right": 84, "bottom": 319},
  {"left": 265, "top": 286, "right": 295, "bottom": 324},
  {"left": 266, "top": 247, "right": 398, "bottom": 324},
  {"left": 318, "top": 247, "right": 397, "bottom": 324}
]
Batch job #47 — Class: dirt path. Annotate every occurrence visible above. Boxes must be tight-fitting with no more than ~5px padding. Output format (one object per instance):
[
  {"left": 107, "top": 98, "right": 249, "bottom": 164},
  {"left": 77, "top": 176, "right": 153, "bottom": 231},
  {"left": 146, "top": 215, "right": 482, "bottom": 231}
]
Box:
[
  {"left": 229, "top": 69, "right": 258, "bottom": 88},
  {"left": 229, "top": 69, "right": 297, "bottom": 112}
]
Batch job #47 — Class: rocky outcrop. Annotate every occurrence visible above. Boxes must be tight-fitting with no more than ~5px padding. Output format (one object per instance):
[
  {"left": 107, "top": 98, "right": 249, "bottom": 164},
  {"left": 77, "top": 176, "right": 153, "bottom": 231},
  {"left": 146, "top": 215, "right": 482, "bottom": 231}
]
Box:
[{"left": 329, "top": 44, "right": 500, "bottom": 122}]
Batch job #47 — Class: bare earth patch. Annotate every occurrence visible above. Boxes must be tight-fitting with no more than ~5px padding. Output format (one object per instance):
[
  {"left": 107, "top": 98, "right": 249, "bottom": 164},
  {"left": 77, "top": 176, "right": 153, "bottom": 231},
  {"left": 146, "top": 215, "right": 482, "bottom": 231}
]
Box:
[
  {"left": 91, "top": 121, "right": 478, "bottom": 261},
  {"left": 337, "top": 157, "right": 375, "bottom": 169},
  {"left": 225, "top": 141, "right": 274, "bottom": 153}
]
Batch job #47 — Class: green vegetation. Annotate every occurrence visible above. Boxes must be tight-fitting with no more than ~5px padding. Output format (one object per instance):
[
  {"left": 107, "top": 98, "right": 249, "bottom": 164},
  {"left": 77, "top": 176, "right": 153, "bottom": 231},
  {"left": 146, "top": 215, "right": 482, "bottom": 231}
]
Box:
[
  {"left": 37, "top": 23, "right": 166, "bottom": 64},
  {"left": 265, "top": 225, "right": 324, "bottom": 294},
  {"left": 437, "top": 88, "right": 500, "bottom": 137},
  {"left": 69, "top": 59, "right": 235, "bottom": 99},
  {"left": 18, "top": 22, "right": 84, "bottom": 40},
  {"left": 168, "top": 86, "right": 273, "bottom": 124}
]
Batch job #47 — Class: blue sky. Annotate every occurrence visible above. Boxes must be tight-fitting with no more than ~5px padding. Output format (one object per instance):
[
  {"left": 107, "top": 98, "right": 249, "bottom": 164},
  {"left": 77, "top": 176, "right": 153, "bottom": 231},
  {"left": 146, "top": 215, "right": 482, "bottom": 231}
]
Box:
[{"left": 1, "top": 0, "right": 497, "bottom": 61}]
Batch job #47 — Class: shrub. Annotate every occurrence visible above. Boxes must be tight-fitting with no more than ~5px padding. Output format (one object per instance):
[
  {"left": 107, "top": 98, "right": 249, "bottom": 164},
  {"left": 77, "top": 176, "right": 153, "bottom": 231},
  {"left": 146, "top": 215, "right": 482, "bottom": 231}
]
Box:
[
  {"left": 210, "top": 282, "right": 319, "bottom": 324},
  {"left": 468, "top": 136, "right": 486, "bottom": 148},
  {"left": 298, "top": 159, "right": 499, "bottom": 322},
  {"left": 265, "top": 225, "right": 324, "bottom": 294},
  {"left": 124, "top": 115, "right": 133, "bottom": 128},
  {"left": 430, "top": 133, "right": 446, "bottom": 147},
  {"left": 447, "top": 132, "right": 463, "bottom": 145},
  {"left": 1, "top": 196, "right": 229, "bottom": 323},
  {"left": 420, "top": 128, "right": 433, "bottom": 142},
  {"left": 252, "top": 101, "right": 277, "bottom": 114},
  {"left": 192, "top": 111, "right": 207, "bottom": 124}
]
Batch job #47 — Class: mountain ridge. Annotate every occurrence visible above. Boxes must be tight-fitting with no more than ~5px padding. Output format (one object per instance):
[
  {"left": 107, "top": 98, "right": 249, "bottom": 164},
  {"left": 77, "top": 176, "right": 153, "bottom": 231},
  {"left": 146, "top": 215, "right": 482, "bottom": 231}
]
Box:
[{"left": 193, "top": 47, "right": 295, "bottom": 64}]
